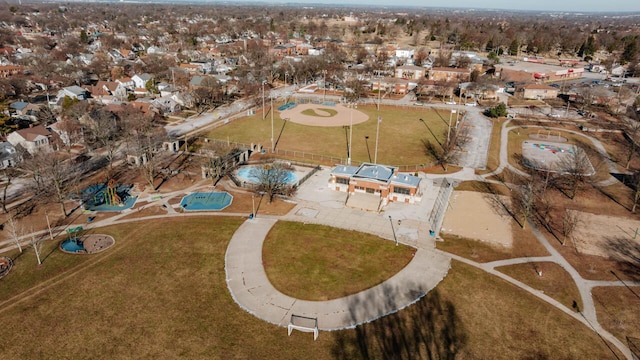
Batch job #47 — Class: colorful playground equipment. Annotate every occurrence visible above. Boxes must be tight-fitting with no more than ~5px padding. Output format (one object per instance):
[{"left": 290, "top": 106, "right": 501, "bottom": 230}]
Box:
[{"left": 105, "top": 179, "right": 123, "bottom": 206}]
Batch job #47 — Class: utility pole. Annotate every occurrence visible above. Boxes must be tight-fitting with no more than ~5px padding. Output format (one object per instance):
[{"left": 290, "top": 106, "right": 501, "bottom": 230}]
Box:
[
  {"left": 262, "top": 80, "right": 267, "bottom": 120},
  {"left": 322, "top": 69, "right": 327, "bottom": 102},
  {"left": 348, "top": 103, "right": 356, "bottom": 165},
  {"left": 374, "top": 116, "right": 381, "bottom": 164},
  {"left": 270, "top": 96, "right": 274, "bottom": 152}
]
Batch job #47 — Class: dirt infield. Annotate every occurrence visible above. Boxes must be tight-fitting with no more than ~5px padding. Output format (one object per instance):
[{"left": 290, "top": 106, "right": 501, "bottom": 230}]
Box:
[{"left": 279, "top": 103, "right": 370, "bottom": 127}]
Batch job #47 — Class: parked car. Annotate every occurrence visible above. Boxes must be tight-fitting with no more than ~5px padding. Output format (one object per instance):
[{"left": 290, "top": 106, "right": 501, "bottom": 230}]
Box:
[
  {"left": 464, "top": 102, "right": 478, "bottom": 107},
  {"left": 445, "top": 101, "right": 457, "bottom": 105}
]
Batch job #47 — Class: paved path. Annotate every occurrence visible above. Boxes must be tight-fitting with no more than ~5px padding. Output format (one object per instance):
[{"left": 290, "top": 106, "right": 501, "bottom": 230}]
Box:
[{"left": 225, "top": 217, "right": 450, "bottom": 330}]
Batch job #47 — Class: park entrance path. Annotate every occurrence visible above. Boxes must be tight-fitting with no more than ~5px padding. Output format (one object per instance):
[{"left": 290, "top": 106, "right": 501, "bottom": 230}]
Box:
[{"left": 225, "top": 217, "right": 450, "bottom": 331}]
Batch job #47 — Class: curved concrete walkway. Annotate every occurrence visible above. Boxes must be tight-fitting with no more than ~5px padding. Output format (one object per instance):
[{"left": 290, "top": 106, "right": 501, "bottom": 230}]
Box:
[{"left": 225, "top": 217, "right": 450, "bottom": 330}]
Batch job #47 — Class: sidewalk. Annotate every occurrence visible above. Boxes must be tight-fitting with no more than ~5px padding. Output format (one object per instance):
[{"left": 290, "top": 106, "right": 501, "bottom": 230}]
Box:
[{"left": 225, "top": 217, "right": 450, "bottom": 330}]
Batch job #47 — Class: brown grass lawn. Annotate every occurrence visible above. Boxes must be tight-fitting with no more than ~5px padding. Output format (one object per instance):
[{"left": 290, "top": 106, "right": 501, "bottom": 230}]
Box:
[
  {"left": 0, "top": 219, "right": 624, "bottom": 359},
  {"left": 205, "top": 104, "right": 449, "bottom": 166},
  {"left": 593, "top": 286, "right": 640, "bottom": 342},
  {"left": 262, "top": 221, "right": 415, "bottom": 300},
  {"left": 496, "top": 261, "right": 583, "bottom": 310}
]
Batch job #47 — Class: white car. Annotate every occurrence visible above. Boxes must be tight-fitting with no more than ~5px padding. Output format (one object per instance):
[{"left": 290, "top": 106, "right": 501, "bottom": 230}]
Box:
[
  {"left": 464, "top": 102, "right": 478, "bottom": 107},
  {"left": 445, "top": 101, "right": 457, "bottom": 105}
]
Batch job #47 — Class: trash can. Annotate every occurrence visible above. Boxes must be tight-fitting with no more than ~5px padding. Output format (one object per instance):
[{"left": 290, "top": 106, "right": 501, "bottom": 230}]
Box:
[
  {"left": 249, "top": 213, "right": 254, "bottom": 219},
  {"left": 429, "top": 230, "right": 435, "bottom": 237}
]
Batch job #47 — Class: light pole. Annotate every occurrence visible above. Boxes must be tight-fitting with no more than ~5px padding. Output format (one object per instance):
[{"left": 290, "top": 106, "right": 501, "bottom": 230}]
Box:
[
  {"left": 347, "top": 103, "right": 356, "bottom": 165},
  {"left": 374, "top": 116, "right": 381, "bottom": 164},
  {"left": 388, "top": 215, "right": 398, "bottom": 246},
  {"left": 447, "top": 110, "right": 455, "bottom": 143},
  {"left": 270, "top": 95, "right": 274, "bottom": 152},
  {"left": 262, "top": 80, "right": 267, "bottom": 120},
  {"left": 364, "top": 135, "right": 372, "bottom": 163},
  {"left": 285, "top": 71, "right": 289, "bottom": 87},
  {"left": 322, "top": 69, "right": 328, "bottom": 102}
]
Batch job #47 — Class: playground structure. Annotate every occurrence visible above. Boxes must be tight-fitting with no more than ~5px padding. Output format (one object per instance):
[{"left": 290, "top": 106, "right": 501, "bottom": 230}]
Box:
[
  {"left": 105, "top": 179, "right": 123, "bottom": 206},
  {"left": 81, "top": 180, "right": 137, "bottom": 212}
]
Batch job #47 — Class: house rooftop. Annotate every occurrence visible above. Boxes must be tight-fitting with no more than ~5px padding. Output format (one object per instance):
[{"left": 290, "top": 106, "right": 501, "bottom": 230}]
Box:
[{"left": 352, "top": 163, "right": 397, "bottom": 183}]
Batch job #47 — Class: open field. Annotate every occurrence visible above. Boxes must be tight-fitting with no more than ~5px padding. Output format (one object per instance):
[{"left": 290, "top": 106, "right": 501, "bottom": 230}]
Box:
[
  {"left": 0, "top": 218, "right": 623, "bottom": 359},
  {"left": 496, "top": 261, "right": 583, "bottom": 310},
  {"left": 263, "top": 221, "right": 415, "bottom": 301},
  {"left": 205, "top": 104, "right": 449, "bottom": 166},
  {"left": 592, "top": 286, "right": 640, "bottom": 343}
]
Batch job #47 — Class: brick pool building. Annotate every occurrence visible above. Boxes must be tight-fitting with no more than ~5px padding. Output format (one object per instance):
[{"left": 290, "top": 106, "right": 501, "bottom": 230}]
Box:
[{"left": 329, "top": 163, "right": 422, "bottom": 210}]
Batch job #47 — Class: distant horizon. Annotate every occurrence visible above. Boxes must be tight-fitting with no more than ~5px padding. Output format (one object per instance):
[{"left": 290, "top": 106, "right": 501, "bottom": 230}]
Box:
[{"left": 27, "top": 0, "right": 640, "bottom": 13}]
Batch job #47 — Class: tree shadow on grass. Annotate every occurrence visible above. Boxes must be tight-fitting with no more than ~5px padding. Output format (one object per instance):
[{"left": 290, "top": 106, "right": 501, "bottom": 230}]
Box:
[
  {"left": 602, "top": 235, "right": 640, "bottom": 282},
  {"left": 331, "top": 283, "right": 467, "bottom": 359}
]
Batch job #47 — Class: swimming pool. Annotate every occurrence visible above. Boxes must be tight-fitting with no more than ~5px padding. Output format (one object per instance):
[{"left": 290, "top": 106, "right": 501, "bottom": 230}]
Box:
[
  {"left": 180, "top": 192, "right": 233, "bottom": 211},
  {"left": 236, "top": 166, "right": 298, "bottom": 185}
]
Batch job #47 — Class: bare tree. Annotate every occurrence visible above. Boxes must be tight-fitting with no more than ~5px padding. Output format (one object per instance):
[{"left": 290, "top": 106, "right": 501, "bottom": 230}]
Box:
[
  {"left": 6, "top": 215, "right": 24, "bottom": 253},
  {"left": 631, "top": 171, "right": 640, "bottom": 213},
  {"left": 30, "top": 231, "right": 43, "bottom": 265},
  {"left": 512, "top": 181, "right": 536, "bottom": 229},
  {"left": 0, "top": 167, "right": 19, "bottom": 213},
  {"left": 20, "top": 150, "right": 79, "bottom": 216},
  {"left": 84, "top": 107, "right": 121, "bottom": 176},
  {"left": 560, "top": 209, "right": 580, "bottom": 246},
  {"left": 623, "top": 118, "right": 640, "bottom": 169},
  {"left": 556, "top": 146, "right": 593, "bottom": 200},
  {"left": 250, "top": 161, "right": 294, "bottom": 203}
]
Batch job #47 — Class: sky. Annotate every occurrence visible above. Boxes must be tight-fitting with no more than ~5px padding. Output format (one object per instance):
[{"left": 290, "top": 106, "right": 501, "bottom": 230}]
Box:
[{"left": 222, "top": 0, "right": 640, "bottom": 13}]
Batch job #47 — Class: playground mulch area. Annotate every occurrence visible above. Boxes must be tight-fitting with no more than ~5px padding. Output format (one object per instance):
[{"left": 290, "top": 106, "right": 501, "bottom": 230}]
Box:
[
  {"left": 280, "top": 103, "right": 369, "bottom": 127},
  {"left": 81, "top": 234, "right": 115, "bottom": 253}
]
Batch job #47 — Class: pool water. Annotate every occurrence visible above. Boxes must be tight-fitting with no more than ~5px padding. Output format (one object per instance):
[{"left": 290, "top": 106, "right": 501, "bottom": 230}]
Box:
[
  {"left": 180, "top": 192, "right": 233, "bottom": 211},
  {"left": 61, "top": 239, "right": 84, "bottom": 252},
  {"left": 236, "top": 166, "right": 298, "bottom": 184}
]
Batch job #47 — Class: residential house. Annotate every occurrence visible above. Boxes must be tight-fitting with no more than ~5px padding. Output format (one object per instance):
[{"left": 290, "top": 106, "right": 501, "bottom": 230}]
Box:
[
  {"left": 6, "top": 125, "right": 55, "bottom": 154},
  {"left": 116, "top": 77, "right": 134, "bottom": 91},
  {"left": 395, "top": 65, "right": 426, "bottom": 80},
  {"left": 56, "top": 86, "right": 89, "bottom": 103},
  {"left": 151, "top": 95, "right": 182, "bottom": 115},
  {"left": 0, "top": 142, "right": 19, "bottom": 169},
  {"left": 395, "top": 47, "right": 415, "bottom": 60},
  {"left": 329, "top": 163, "right": 422, "bottom": 209},
  {"left": 132, "top": 73, "right": 152, "bottom": 89},
  {"left": 517, "top": 84, "right": 559, "bottom": 100},
  {"left": 9, "top": 101, "right": 29, "bottom": 115},
  {"left": 429, "top": 67, "right": 471, "bottom": 83},
  {"left": 0, "top": 65, "right": 22, "bottom": 77}
]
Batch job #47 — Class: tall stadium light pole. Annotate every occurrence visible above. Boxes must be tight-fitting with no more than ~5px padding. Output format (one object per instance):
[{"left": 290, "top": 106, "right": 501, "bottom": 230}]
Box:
[
  {"left": 322, "top": 69, "right": 327, "bottom": 102},
  {"left": 348, "top": 103, "right": 356, "bottom": 165},
  {"left": 374, "top": 116, "right": 381, "bottom": 164},
  {"left": 447, "top": 110, "right": 454, "bottom": 143},
  {"left": 270, "top": 96, "right": 275, "bottom": 152},
  {"left": 262, "top": 80, "right": 267, "bottom": 120}
]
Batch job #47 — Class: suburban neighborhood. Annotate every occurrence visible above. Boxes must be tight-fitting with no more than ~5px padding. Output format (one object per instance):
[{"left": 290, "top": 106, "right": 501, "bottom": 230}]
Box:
[{"left": 1, "top": 2, "right": 640, "bottom": 359}]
